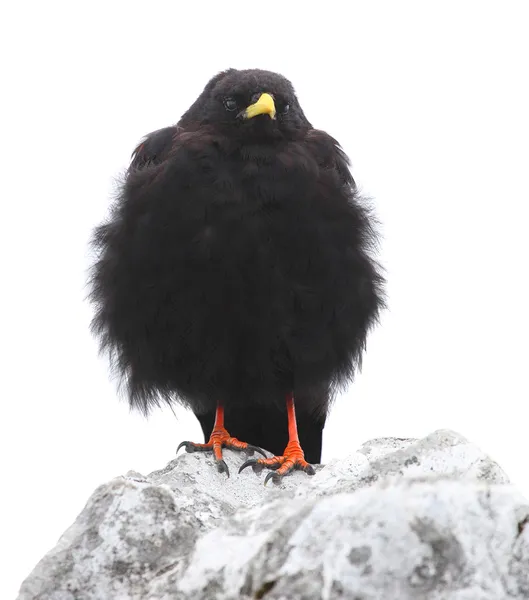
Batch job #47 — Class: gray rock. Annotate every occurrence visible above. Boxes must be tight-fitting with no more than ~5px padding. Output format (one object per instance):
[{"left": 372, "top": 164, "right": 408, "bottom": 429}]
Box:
[{"left": 16, "top": 429, "right": 529, "bottom": 600}]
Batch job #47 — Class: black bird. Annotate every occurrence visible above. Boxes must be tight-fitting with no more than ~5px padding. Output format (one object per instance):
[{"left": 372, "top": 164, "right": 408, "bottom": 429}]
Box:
[{"left": 89, "top": 68, "right": 384, "bottom": 483}]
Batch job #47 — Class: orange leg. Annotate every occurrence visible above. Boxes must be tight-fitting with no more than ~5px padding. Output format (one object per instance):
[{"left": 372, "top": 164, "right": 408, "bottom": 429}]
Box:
[
  {"left": 177, "top": 401, "right": 266, "bottom": 477},
  {"left": 239, "top": 393, "right": 316, "bottom": 485}
]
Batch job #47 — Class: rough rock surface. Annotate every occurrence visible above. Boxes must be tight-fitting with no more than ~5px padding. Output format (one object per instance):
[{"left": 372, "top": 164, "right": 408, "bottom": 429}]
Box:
[{"left": 17, "top": 430, "right": 529, "bottom": 599}]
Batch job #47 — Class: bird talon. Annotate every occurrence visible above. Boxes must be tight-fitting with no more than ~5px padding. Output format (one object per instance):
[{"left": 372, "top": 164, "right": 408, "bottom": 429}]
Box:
[
  {"left": 239, "top": 458, "right": 255, "bottom": 474},
  {"left": 239, "top": 458, "right": 264, "bottom": 474},
  {"left": 264, "top": 471, "right": 281, "bottom": 486},
  {"left": 177, "top": 441, "right": 194, "bottom": 454},
  {"left": 304, "top": 464, "right": 316, "bottom": 476},
  {"left": 216, "top": 459, "right": 230, "bottom": 478},
  {"left": 177, "top": 441, "right": 211, "bottom": 454},
  {"left": 178, "top": 425, "right": 269, "bottom": 480},
  {"left": 247, "top": 444, "right": 267, "bottom": 458}
]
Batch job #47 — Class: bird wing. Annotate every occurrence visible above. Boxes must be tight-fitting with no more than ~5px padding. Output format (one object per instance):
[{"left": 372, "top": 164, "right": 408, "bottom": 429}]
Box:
[
  {"left": 306, "top": 129, "right": 356, "bottom": 188},
  {"left": 130, "top": 126, "right": 180, "bottom": 170}
]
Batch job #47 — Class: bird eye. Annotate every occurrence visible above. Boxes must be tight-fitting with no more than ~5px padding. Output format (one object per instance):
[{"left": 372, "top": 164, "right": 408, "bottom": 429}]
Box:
[
  {"left": 223, "top": 97, "right": 238, "bottom": 112},
  {"left": 282, "top": 103, "right": 290, "bottom": 114}
]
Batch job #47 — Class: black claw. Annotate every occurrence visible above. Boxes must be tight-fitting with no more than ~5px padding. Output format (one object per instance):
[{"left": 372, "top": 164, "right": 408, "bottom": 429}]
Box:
[
  {"left": 216, "top": 459, "right": 230, "bottom": 478},
  {"left": 305, "top": 464, "right": 316, "bottom": 476},
  {"left": 264, "top": 472, "right": 281, "bottom": 486},
  {"left": 177, "top": 441, "right": 193, "bottom": 454},
  {"left": 239, "top": 459, "right": 255, "bottom": 474},
  {"left": 246, "top": 445, "right": 267, "bottom": 458},
  {"left": 177, "top": 441, "right": 212, "bottom": 454},
  {"left": 239, "top": 458, "right": 264, "bottom": 475}
]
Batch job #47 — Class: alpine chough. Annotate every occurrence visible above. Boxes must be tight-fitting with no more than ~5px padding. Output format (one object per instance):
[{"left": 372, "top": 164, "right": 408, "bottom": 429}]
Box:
[{"left": 89, "top": 68, "right": 384, "bottom": 483}]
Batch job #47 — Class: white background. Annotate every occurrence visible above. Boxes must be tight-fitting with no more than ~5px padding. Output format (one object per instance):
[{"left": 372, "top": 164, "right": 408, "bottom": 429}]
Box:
[{"left": 2, "top": 2, "right": 528, "bottom": 597}]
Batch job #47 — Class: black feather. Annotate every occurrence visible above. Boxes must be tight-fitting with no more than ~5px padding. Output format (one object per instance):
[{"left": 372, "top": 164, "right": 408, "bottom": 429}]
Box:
[
  {"left": 88, "top": 68, "right": 385, "bottom": 460},
  {"left": 130, "top": 126, "right": 179, "bottom": 169}
]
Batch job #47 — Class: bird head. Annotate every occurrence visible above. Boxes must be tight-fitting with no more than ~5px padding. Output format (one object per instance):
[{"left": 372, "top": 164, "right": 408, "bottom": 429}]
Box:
[{"left": 179, "top": 69, "right": 311, "bottom": 141}]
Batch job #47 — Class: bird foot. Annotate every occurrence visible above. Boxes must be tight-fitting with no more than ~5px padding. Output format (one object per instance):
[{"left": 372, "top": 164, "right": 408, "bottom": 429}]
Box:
[
  {"left": 177, "top": 427, "right": 266, "bottom": 478},
  {"left": 239, "top": 439, "right": 315, "bottom": 485}
]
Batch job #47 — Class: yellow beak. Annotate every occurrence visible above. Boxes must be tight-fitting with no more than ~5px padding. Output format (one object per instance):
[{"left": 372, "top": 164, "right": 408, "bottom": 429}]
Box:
[{"left": 244, "top": 93, "right": 276, "bottom": 120}]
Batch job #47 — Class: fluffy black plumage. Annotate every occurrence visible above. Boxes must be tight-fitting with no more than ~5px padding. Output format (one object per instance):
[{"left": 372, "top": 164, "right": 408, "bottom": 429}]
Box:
[{"left": 89, "top": 68, "right": 384, "bottom": 462}]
